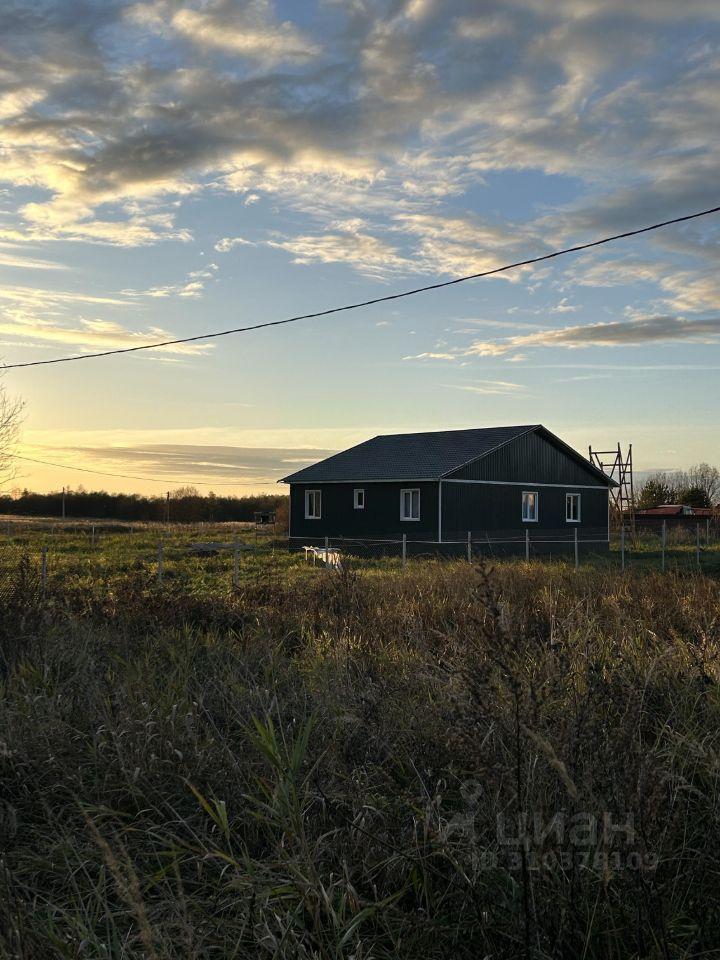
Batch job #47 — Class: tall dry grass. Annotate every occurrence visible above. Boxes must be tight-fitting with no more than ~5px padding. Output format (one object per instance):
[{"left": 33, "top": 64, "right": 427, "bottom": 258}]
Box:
[{"left": 0, "top": 560, "right": 719, "bottom": 958}]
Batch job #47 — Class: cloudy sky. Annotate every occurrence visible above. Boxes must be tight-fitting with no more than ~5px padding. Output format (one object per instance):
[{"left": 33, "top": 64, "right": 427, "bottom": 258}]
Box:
[{"left": 1, "top": 0, "right": 719, "bottom": 494}]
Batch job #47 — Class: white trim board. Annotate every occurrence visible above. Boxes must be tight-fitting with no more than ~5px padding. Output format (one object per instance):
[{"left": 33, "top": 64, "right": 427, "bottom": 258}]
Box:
[
  {"left": 288, "top": 478, "right": 438, "bottom": 484},
  {"left": 443, "top": 479, "right": 607, "bottom": 490},
  {"left": 438, "top": 479, "right": 443, "bottom": 543}
]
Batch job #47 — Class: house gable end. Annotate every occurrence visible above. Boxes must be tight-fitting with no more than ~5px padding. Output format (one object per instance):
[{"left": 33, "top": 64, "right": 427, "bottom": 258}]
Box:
[{"left": 444, "top": 426, "right": 613, "bottom": 487}]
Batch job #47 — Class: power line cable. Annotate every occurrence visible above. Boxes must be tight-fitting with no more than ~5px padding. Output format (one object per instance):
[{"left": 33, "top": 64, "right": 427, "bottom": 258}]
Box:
[
  {"left": 3, "top": 203, "right": 719, "bottom": 371},
  {"left": 9, "top": 453, "right": 283, "bottom": 487}
]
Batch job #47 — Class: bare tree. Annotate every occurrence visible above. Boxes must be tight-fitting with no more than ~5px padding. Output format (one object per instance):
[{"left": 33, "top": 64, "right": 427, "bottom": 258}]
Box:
[
  {"left": 687, "top": 463, "right": 720, "bottom": 505},
  {"left": 0, "top": 381, "right": 24, "bottom": 488},
  {"left": 637, "top": 463, "right": 720, "bottom": 509}
]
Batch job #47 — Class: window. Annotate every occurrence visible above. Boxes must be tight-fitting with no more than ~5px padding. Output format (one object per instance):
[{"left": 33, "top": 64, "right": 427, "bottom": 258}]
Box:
[
  {"left": 353, "top": 488, "right": 365, "bottom": 510},
  {"left": 400, "top": 488, "right": 420, "bottom": 521},
  {"left": 566, "top": 493, "right": 581, "bottom": 523},
  {"left": 522, "top": 491, "right": 538, "bottom": 522},
  {"left": 305, "top": 489, "right": 321, "bottom": 519}
]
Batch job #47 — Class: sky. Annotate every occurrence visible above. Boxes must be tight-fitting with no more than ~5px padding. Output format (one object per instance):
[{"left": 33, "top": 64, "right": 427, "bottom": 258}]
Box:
[{"left": 1, "top": 0, "right": 719, "bottom": 496}]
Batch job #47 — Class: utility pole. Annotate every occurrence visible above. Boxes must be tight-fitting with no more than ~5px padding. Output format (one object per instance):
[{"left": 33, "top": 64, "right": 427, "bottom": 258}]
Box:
[{"left": 62, "top": 486, "right": 66, "bottom": 520}]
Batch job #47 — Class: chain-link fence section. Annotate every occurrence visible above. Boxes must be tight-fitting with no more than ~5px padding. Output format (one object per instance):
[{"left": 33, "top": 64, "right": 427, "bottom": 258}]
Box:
[
  {"left": 0, "top": 519, "right": 717, "bottom": 603},
  {"left": 302, "top": 522, "right": 718, "bottom": 573}
]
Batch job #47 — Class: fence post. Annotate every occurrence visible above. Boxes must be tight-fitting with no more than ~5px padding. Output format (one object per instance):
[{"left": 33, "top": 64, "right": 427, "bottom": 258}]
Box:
[
  {"left": 467, "top": 530, "right": 472, "bottom": 562},
  {"left": 620, "top": 525, "right": 625, "bottom": 572},
  {"left": 574, "top": 527, "right": 579, "bottom": 572},
  {"left": 661, "top": 520, "right": 666, "bottom": 572},
  {"left": 707, "top": 518, "right": 711, "bottom": 545},
  {"left": 40, "top": 547, "right": 47, "bottom": 594},
  {"left": 91, "top": 524, "right": 95, "bottom": 548},
  {"left": 525, "top": 528, "right": 530, "bottom": 562},
  {"left": 696, "top": 523, "right": 701, "bottom": 570},
  {"left": 324, "top": 535, "right": 329, "bottom": 567},
  {"left": 157, "top": 541, "right": 164, "bottom": 586},
  {"left": 402, "top": 533, "right": 407, "bottom": 569},
  {"left": 233, "top": 539, "right": 239, "bottom": 588}
]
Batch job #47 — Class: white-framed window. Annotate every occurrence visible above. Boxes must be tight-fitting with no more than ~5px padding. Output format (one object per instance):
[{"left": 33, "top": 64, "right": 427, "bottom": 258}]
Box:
[
  {"left": 400, "top": 488, "right": 420, "bottom": 521},
  {"left": 305, "top": 489, "right": 321, "bottom": 520},
  {"left": 353, "top": 488, "right": 365, "bottom": 510},
  {"left": 522, "top": 491, "right": 539, "bottom": 522},
  {"left": 566, "top": 492, "right": 581, "bottom": 522}
]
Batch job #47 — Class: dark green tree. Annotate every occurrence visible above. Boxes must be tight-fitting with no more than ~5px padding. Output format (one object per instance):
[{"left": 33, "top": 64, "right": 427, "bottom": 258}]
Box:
[
  {"left": 677, "top": 485, "right": 711, "bottom": 508},
  {"left": 637, "top": 476, "right": 676, "bottom": 509}
]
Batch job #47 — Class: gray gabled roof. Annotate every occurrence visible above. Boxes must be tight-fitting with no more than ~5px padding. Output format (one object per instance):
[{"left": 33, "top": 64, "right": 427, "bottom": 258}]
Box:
[
  {"left": 280, "top": 424, "right": 618, "bottom": 486},
  {"left": 281, "top": 424, "right": 527, "bottom": 483}
]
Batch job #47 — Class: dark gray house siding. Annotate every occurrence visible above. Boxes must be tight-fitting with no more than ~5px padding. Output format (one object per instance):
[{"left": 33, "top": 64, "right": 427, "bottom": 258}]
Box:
[
  {"left": 282, "top": 425, "right": 615, "bottom": 553},
  {"left": 440, "top": 482, "right": 608, "bottom": 544},
  {"left": 290, "top": 481, "right": 438, "bottom": 543}
]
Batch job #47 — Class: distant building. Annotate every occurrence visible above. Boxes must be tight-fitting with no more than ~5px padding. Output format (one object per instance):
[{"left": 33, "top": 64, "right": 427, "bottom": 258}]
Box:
[
  {"left": 635, "top": 503, "right": 716, "bottom": 528},
  {"left": 637, "top": 504, "right": 694, "bottom": 517},
  {"left": 281, "top": 424, "right": 616, "bottom": 554}
]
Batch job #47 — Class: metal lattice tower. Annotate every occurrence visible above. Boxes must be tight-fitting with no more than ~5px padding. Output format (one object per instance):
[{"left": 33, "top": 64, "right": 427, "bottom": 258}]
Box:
[{"left": 589, "top": 442, "right": 635, "bottom": 533}]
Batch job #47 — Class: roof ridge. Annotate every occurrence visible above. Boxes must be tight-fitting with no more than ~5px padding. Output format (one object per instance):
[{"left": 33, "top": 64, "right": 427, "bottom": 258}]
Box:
[{"left": 370, "top": 423, "right": 540, "bottom": 440}]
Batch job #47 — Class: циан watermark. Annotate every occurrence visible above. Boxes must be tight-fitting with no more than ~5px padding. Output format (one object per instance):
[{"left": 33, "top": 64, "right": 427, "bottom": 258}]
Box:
[{"left": 442, "top": 780, "right": 657, "bottom": 874}]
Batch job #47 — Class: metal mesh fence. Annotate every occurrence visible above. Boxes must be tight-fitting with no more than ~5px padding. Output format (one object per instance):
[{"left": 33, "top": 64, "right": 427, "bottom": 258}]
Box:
[
  {"left": 305, "top": 520, "right": 717, "bottom": 571},
  {"left": 0, "top": 518, "right": 716, "bottom": 601}
]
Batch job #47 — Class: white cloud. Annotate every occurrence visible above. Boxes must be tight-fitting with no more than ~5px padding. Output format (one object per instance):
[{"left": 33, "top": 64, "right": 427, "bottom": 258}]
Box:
[
  {"left": 404, "top": 351, "right": 458, "bottom": 361},
  {"left": 550, "top": 298, "right": 577, "bottom": 313},
  {"left": 0, "top": 285, "right": 129, "bottom": 309},
  {"left": 394, "top": 212, "right": 544, "bottom": 277},
  {"left": 171, "top": 3, "right": 320, "bottom": 63},
  {"left": 455, "top": 14, "right": 513, "bottom": 40},
  {"left": 0, "top": 250, "right": 66, "bottom": 271},
  {"left": 0, "top": 276, "right": 215, "bottom": 355},
  {"left": 444, "top": 379, "right": 528, "bottom": 395},
  {"left": 0, "top": 314, "right": 211, "bottom": 356},
  {"left": 567, "top": 256, "right": 720, "bottom": 314},
  {"left": 128, "top": 280, "right": 205, "bottom": 300},
  {"left": 266, "top": 225, "right": 413, "bottom": 278},
  {"left": 464, "top": 314, "right": 720, "bottom": 356},
  {"left": 214, "top": 236, "right": 255, "bottom": 253}
]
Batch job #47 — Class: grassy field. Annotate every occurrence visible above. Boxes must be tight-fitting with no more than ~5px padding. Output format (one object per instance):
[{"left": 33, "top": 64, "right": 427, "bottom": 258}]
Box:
[
  {"left": 0, "top": 517, "right": 718, "bottom": 589},
  {"left": 1, "top": 525, "right": 720, "bottom": 958}
]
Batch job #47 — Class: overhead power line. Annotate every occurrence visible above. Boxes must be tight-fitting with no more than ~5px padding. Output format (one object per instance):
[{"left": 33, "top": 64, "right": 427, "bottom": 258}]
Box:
[
  {"left": 9, "top": 453, "right": 282, "bottom": 487},
  {"left": 3, "top": 203, "right": 720, "bottom": 372}
]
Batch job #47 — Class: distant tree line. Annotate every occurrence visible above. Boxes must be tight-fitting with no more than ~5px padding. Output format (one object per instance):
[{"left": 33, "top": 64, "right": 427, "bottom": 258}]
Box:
[
  {"left": 0, "top": 486, "right": 288, "bottom": 524},
  {"left": 637, "top": 463, "right": 720, "bottom": 509}
]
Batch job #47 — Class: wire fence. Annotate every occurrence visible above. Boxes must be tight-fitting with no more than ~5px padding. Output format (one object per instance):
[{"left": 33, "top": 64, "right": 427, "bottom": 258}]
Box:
[
  {"left": 297, "top": 518, "right": 719, "bottom": 572},
  {"left": 0, "top": 517, "right": 717, "bottom": 604},
  {"left": 0, "top": 520, "right": 283, "bottom": 605}
]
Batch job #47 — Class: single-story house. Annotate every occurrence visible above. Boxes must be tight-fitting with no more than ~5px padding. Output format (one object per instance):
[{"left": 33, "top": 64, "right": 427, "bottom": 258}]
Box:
[{"left": 280, "top": 424, "right": 617, "bottom": 554}]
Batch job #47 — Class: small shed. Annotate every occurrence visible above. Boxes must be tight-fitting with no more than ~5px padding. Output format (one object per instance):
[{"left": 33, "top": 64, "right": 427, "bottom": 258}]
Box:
[{"left": 280, "top": 424, "right": 616, "bottom": 554}]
